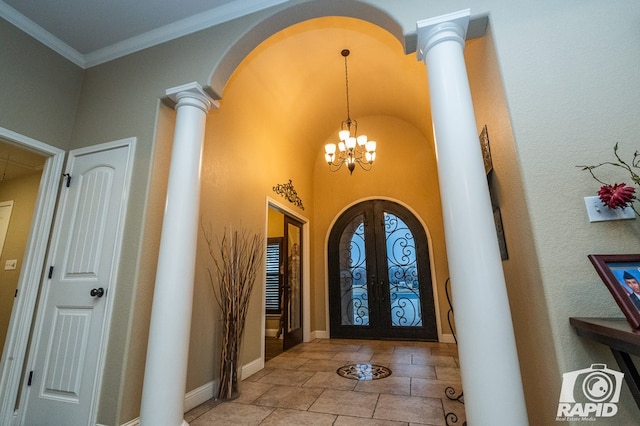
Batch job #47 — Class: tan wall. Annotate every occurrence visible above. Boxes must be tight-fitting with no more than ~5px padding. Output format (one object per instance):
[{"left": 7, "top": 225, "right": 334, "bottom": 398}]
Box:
[
  {"left": 0, "top": 173, "right": 42, "bottom": 356},
  {"left": 312, "top": 116, "right": 449, "bottom": 335},
  {"left": 2, "top": 2, "right": 640, "bottom": 425},
  {"left": 0, "top": 20, "right": 82, "bottom": 148}
]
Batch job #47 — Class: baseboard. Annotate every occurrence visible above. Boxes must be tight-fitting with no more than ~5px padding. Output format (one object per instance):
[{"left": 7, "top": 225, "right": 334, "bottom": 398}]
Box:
[
  {"left": 440, "top": 333, "right": 456, "bottom": 344},
  {"left": 241, "top": 357, "right": 264, "bottom": 380},
  {"left": 116, "top": 380, "right": 218, "bottom": 426},
  {"left": 184, "top": 380, "right": 217, "bottom": 412},
  {"left": 265, "top": 328, "right": 279, "bottom": 337},
  {"left": 310, "top": 330, "right": 329, "bottom": 340}
]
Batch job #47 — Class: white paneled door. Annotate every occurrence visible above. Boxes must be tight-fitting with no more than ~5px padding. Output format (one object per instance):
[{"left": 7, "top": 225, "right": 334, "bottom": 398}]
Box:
[{"left": 22, "top": 139, "right": 134, "bottom": 426}]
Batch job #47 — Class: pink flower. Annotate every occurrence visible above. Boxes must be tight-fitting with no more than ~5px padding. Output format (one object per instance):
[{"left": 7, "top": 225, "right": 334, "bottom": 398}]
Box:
[{"left": 598, "top": 183, "right": 636, "bottom": 209}]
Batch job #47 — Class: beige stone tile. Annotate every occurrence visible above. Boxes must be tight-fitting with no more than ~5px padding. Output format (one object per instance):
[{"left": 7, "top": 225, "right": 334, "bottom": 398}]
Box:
[
  {"left": 435, "top": 366, "right": 461, "bottom": 381},
  {"left": 358, "top": 344, "right": 395, "bottom": 354},
  {"left": 297, "top": 358, "right": 346, "bottom": 372},
  {"left": 260, "top": 408, "right": 337, "bottom": 425},
  {"left": 189, "top": 401, "right": 273, "bottom": 425},
  {"left": 370, "top": 352, "right": 412, "bottom": 365},
  {"left": 354, "top": 376, "right": 411, "bottom": 396},
  {"left": 253, "top": 384, "right": 323, "bottom": 410},
  {"left": 373, "top": 394, "right": 445, "bottom": 425},
  {"left": 410, "top": 378, "right": 463, "bottom": 399},
  {"left": 429, "top": 345, "right": 458, "bottom": 357},
  {"left": 243, "top": 367, "right": 275, "bottom": 382},
  {"left": 308, "top": 389, "right": 380, "bottom": 418},
  {"left": 303, "top": 371, "right": 358, "bottom": 390},
  {"left": 389, "top": 363, "right": 436, "bottom": 380},
  {"left": 312, "top": 342, "right": 363, "bottom": 352},
  {"left": 265, "top": 356, "right": 309, "bottom": 369},
  {"left": 295, "top": 350, "right": 338, "bottom": 360},
  {"left": 393, "top": 346, "right": 432, "bottom": 357},
  {"left": 334, "top": 415, "right": 409, "bottom": 425},
  {"left": 233, "top": 381, "right": 273, "bottom": 404},
  {"left": 411, "top": 353, "right": 458, "bottom": 367},
  {"left": 257, "top": 368, "right": 315, "bottom": 386},
  {"left": 331, "top": 351, "right": 374, "bottom": 362},
  {"left": 185, "top": 399, "right": 220, "bottom": 422}
]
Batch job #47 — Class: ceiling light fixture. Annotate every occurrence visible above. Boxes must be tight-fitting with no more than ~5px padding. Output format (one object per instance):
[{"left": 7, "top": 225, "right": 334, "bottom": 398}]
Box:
[{"left": 324, "top": 49, "right": 377, "bottom": 175}]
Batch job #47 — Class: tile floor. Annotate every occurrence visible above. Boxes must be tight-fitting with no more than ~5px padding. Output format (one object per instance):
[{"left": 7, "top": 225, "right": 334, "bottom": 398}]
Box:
[{"left": 186, "top": 339, "right": 466, "bottom": 425}]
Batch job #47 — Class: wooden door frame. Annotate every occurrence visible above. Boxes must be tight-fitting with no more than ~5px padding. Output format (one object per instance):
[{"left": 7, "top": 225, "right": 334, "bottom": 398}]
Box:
[
  {"left": 324, "top": 196, "right": 445, "bottom": 342},
  {"left": 259, "top": 198, "right": 310, "bottom": 367},
  {"left": 0, "top": 127, "right": 65, "bottom": 425}
]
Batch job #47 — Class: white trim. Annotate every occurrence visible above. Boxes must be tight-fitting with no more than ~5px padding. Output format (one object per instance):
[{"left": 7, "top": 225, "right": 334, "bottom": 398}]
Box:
[
  {"left": 107, "top": 380, "right": 219, "bottom": 426},
  {"left": 184, "top": 380, "right": 217, "bottom": 412},
  {"left": 265, "top": 329, "right": 279, "bottom": 338},
  {"left": 0, "top": 127, "right": 65, "bottom": 426},
  {"left": 241, "top": 357, "right": 264, "bottom": 380},
  {"left": 310, "top": 330, "right": 329, "bottom": 340},
  {"left": 17, "top": 138, "right": 136, "bottom": 426},
  {"left": 0, "top": 0, "right": 289, "bottom": 68},
  {"left": 262, "top": 197, "right": 311, "bottom": 361},
  {"left": 440, "top": 334, "right": 457, "bottom": 344}
]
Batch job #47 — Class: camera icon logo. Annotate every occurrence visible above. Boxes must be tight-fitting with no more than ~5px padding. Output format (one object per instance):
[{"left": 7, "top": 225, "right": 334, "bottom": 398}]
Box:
[{"left": 557, "top": 364, "right": 624, "bottom": 419}]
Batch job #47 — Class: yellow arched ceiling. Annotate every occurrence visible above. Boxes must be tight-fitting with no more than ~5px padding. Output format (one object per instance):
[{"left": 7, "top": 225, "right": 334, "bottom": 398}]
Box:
[{"left": 220, "top": 16, "right": 432, "bottom": 170}]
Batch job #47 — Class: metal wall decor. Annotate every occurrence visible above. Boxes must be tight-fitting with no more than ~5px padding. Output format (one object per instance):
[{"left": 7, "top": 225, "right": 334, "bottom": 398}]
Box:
[{"left": 272, "top": 179, "right": 304, "bottom": 210}]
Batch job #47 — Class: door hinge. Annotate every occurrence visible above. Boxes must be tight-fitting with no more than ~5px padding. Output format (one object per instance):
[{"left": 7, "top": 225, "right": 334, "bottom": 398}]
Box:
[
  {"left": 48, "top": 266, "right": 54, "bottom": 279},
  {"left": 63, "top": 173, "right": 71, "bottom": 187},
  {"left": 27, "top": 371, "right": 33, "bottom": 386},
  {"left": 14, "top": 289, "right": 17, "bottom": 298}
]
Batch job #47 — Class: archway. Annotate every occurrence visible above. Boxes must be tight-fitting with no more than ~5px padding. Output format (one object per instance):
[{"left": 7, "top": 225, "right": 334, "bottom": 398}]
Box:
[{"left": 328, "top": 199, "right": 437, "bottom": 340}]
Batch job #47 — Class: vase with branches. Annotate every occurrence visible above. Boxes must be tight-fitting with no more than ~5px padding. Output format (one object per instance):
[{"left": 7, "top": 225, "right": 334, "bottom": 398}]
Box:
[{"left": 203, "top": 225, "right": 263, "bottom": 400}]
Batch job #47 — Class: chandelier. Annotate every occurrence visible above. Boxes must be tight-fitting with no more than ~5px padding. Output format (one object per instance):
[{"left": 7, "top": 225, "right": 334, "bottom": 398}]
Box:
[{"left": 324, "top": 49, "right": 377, "bottom": 174}]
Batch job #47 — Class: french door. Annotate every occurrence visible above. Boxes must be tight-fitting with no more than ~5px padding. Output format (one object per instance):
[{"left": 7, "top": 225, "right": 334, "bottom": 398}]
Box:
[{"left": 328, "top": 200, "right": 437, "bottom": 341}]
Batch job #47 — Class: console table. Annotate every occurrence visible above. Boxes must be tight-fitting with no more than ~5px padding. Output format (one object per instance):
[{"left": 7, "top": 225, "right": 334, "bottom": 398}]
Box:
[{"left": 570, "top": 317, "right": 640, "bottom": 410}]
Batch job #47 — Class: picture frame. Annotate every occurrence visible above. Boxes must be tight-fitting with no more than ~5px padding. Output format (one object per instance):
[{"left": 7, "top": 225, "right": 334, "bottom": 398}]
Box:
[
  {"left": 493, "top": 207, "right": 508, "bottom": 260},
  {"left": 588, "top": 254, "right": 640, "bottom": 328},
  {"left": 479, "top": 124, "right": 493, "bottom": 175}
]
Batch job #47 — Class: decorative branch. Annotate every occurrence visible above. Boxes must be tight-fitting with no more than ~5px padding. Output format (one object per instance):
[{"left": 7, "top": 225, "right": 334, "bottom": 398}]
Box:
[
  {"left": 577, "top": 143, "right": 640, "bottom": 216},
  {"left": 202, "top": 224, "right": 263, "bottom": 400}
]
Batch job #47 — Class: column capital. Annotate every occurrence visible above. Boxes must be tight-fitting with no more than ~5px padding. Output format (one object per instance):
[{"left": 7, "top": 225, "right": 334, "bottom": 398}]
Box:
[
  {"left": 165, "top": 82, "right": 219, "bottom": 113},
  {"left": 416, "top": 9, "right": 470, "bottom": 62}
]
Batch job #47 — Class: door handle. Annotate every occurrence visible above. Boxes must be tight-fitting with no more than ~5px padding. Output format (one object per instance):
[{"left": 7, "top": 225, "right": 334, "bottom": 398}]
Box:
[{"left": 90, "top": 287, "right": 104, "bottom": 298}]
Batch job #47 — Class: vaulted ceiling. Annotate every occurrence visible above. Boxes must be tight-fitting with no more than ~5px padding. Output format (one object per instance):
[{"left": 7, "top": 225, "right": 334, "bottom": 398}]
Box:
[{"left": 0, "top": 1, "right": 434, "bottom": 181}]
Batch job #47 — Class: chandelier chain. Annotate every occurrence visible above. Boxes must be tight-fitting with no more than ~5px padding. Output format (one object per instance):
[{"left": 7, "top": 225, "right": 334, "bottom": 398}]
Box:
[{"left": 343, "top": 50, "right": 351, "bottom": 121}]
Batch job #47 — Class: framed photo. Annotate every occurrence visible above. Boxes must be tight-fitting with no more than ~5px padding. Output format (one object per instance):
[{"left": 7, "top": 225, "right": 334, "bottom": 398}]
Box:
[
  {"left": 479, "top": 124, "right": 493, "bottom": 175},
  {"left": 493, "top": 207, "right": 508, "bottom": 260},
  {"left": 588, "top": 254, "right": 640, "bottom": 328}
]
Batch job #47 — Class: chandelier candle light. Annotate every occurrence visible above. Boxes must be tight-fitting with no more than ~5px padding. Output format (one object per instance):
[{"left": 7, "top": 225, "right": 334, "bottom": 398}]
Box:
[{"left": 325, "top": 49, "right": 377, "bottom": 174}]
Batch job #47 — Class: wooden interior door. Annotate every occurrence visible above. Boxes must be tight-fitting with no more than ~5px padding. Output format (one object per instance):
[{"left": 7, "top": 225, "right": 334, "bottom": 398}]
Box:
[{"left": 283, "top": 215, "right": 303, "bottom": 350}]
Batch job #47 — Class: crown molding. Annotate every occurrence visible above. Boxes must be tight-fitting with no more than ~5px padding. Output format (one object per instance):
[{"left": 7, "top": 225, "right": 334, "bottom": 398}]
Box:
[
  {"left": 0, "top": 1, "right": 85, "bottom": 67},
  {"left": 1, "top": 0, "right": 289, "bottom": 69}
]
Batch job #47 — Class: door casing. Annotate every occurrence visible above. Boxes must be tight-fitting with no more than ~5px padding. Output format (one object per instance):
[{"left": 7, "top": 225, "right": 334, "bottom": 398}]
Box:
[{"left": 0, "top": 127, "right": 65, "bottom": 426}]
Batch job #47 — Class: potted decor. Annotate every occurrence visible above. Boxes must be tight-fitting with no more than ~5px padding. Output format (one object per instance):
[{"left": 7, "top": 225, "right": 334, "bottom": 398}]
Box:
[
  {"left": 203, "top": 225, "right": 263, "bottom": 400},
  {"left": 578, "top": 143, "right": 639, "bottom": 216}
]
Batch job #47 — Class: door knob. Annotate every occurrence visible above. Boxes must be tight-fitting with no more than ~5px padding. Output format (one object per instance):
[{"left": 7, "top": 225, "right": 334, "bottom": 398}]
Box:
[{"left": 90, "top": 287, "right": 104, "bottom": 298}]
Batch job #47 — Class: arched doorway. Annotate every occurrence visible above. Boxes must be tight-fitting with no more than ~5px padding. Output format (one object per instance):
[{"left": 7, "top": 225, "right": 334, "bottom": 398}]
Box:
[{"left": 328, "top": 200, "right": 437, "bottom": 340}]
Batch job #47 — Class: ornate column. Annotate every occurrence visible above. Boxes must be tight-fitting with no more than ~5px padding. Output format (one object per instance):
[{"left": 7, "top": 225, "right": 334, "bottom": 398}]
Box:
[
  {"left": 140, "top": 82, "right": 218, "bottom": 426},
  {"left": 417, "top": 10, "right": 528, "bottom": 424}
]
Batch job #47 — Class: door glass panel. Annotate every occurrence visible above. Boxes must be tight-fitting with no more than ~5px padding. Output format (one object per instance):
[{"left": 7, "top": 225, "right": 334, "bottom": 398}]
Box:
[
  {"left": 384, "top": 213, "right": 422, "bottom": 327},
  {"left": 287, "top": 224, "right": 301, "bottom": 332},
  {"left": 339, "top": 215, "right": 369, "bottom": 326}
]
